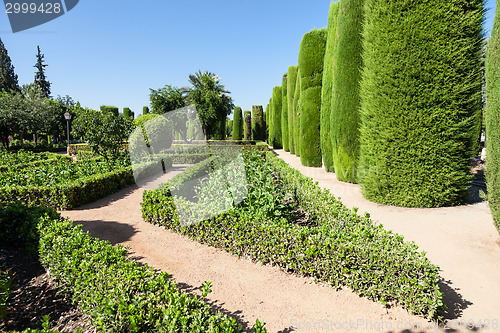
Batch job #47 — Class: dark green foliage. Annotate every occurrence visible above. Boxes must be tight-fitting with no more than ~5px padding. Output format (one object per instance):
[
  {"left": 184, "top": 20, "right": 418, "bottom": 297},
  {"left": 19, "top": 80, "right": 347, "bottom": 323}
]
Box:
[
  {"left": 321, "top": 2, "right": 339, "bottom": 173},
  {"left": 123, "top": 107, "right": 132, "bottom": 118},
  {"left": 298, "top": 29, "right": 327, "bottom": 167},
  {"left": 287, "top": 66, "right": 298, "bottom": 154},
  {"left": 149, "top": 84, "right": 185, "bottom": 114},
  {"left": 281, "top": 75, "right": 289, "bottom": 151},
  {"left": 33, "top": 46, "right": 51, "bottom": 98},
  {"left": 143, "top": 106, "right": 150, "bottom": 115},
  {"left": 486, "top": 4, "right": 500, "bottom": 231},
  {"left": 359, "top": 0, "right": 484, "bottom": 207},
  {"left": 251, "top": 105, "right": 266, "bottom": 140},
  {"left": 271, "top": 87, "right": 282, "bottom": 149},
  {"left": 227, "top": 119, "right": 233, "bottom": 138},
  {"left": 293, "top": 72, "right": 301, "bottom": 157},
  {"left": 267, "top": 101, "right": 273, "bottom": 144},
  {"left": 142, "top": 150, "right": 444, "bottom": 320},
  {"left": 331, "top": 0, "right": 364, "bottom": 182},
  {"left": 299, "top": 87, "right": 323, "bottom": 166},
  {"left": 0, "top": 204, "right": 263, "bottom": 332},
  {"left": 99, "top": 105, "right": 119, "bottom": 116},
  {"left": 233, "top": 106, "right": 243, "bottom": 140},
  {"left": 0, "top": 37, "right": 19, "bottom": 93},
  {"left": 243, "top": 111, "right": 251, "bottom": 140}
]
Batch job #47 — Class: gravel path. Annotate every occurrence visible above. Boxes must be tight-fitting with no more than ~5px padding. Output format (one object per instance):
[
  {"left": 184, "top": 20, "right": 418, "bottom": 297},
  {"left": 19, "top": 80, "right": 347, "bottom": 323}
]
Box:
[{"left": 59, "top": 152, "right": 500, "bottom": 333}]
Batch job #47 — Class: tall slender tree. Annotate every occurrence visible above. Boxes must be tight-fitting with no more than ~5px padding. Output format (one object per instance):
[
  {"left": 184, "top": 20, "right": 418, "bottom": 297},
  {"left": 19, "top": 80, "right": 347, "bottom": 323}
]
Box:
[
  {"left": 287, "top": 66, "right": 298, "bottom": 154},
  {"left": 0, "top": 38, "right": 19, "bottom": 93},
  {"left": 281, "top": 74, "right": 289, "bottom": 151},
  {"left": 34, "top": 46, "right": 51, "bottom": 98}
]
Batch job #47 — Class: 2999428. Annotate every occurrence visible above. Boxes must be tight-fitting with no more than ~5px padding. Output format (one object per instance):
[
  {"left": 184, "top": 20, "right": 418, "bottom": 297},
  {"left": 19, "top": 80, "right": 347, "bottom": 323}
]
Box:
[
  {"left": 5, "top": 2, "right": 62, "bottom": 14},
  {"left": 442, "top": 319, "right": 498, "bottom": 330}
]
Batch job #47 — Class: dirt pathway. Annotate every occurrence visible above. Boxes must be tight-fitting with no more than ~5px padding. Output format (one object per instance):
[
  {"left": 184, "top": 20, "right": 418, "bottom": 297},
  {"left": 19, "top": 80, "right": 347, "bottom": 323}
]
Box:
[{"left": 60, "top": 155, "right": 500, "bottom": 333}]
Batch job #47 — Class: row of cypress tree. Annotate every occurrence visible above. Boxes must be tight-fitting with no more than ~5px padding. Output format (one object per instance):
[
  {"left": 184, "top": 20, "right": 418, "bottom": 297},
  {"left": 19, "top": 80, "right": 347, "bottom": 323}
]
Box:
[{"left": 265, "top": 0, "right": 486, "bottom": 209}]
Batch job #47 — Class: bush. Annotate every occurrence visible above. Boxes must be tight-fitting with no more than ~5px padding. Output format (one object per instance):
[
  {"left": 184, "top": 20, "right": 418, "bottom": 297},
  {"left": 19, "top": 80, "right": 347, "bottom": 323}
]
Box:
[
  {"left": 232, "top": 107, "right": 243, "bottom": 140},
  {"left": 331, "top": 0, "right": 364, "bottom": 182},
  {"left": 99, "top": 105, "right": 119, "bottom": 116},
  {"left": 142, "top": 106, "right": 150, "bottom": 115},
  {"left": 293, "top": 71, "right": 301, "bottom": 157},
  {"left": 320, "top": 2, "right": 339, "bottom": 173},
  {"left": 298, "top": 29, "right": 327, "bottom": 167},
  {"left": 243, "top": 111, "right": 251, "bottom": 141},
  {"left": 123, "top": 107, "right": 132, "bottom": 119},
  {"left": 359, "top": 0, "right": 484, "bottom": 207},
  {"left": 281, "top": 74, "right": 289, "bottom": 151},
  {"left": 142, "top": 149, "right": 444, "bottom": 320},
  {"left": 251, "top": 105, "right": 266, "bottom": 141},
  {"left": 267, "top": 101, "right": 272, "bottom": 144},
  {"left": 271, "top": 87, "right": 282, "bottom": 149},
  {"left": 0, "top": 204, "right": 265, "bottom": 332},
  {"left": 486, "top": 4, "right": 500, "bottom": 231},
  {"left": 287, "top": 66, "right": 298, "bottom": 155}
]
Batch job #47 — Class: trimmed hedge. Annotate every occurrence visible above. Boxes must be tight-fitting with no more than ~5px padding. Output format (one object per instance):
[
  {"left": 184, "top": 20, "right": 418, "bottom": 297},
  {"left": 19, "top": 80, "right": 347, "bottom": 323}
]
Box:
[
  {"left": 281, "top": 75, "right": 289, "bottom": 151},
  {"left": 123, "top": 107, "right": 132, "bottom": 119},
  {"left": 486, "top": 3, "right": 500, "bottom": 231},
  {"left": 0, "top": 204, "right": 265, "bottom": 332},
  {"left": 298, "top": 29, "right": 327, "bottom": 167},
  {"left": 141, "top": 150, "right": 444, "bottom": 320},
  {"left": 359, "top": 0, "right": 484, "bottom": 207},
  {"left": 293, "top": 71, "right": 301, "bottom": 157},
  {"left": 267, "top": 100, "right": 273, "bottom": 144},
  {"left": 287, "top": 66, "right": 298, "bottom": 155},
  {"left": 271, "top": 86, "right": 282, "bottom": 149},
  {"left": 331, "top": 0, "right": 364, "bottom": 183},
  {"left": 100, "top": 105, "right": 119, "bottom": 116},
  {"left": 233, "top": 107, "right": 243, "bottom": 140},
  {"left": 251, "top": 105, "right": 266, "bottom": 141},
  {"left": 243, "top": 111, "right": 252, "bottom": 141},
  {"left": 143, "top": 106, "right": 150, "bottom": 115},
  {"left": 320, "top": 2, "right": 339, "bottom": 173}
]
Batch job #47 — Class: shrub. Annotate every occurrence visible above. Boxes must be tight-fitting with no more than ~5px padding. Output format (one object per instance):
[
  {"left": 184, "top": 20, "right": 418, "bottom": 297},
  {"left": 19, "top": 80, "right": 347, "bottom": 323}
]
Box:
[
  {"left": 251, "top": 105, "right": 266, "bottom": 141},
  {"left": 359, "top": 0, "right": 484, "bottom": 207},
  {"left": 486, "top": 3, "right": 500, "bottom": 231},
  {"left": 123, "top": 107, "right": 132, "bottom": 119},
  {"left": 293, "top": 71, "right": 301, "bottom": 157},
  {"left": 0, "top": 204, "right": 265, "bottom": 332},
  {"left": 267, "top": 100, "right": 273, "bottom": 144},
  {"left": 298, "top": 29, "right": 327, "bottom": 167},
  {"left": 141, "top": 149, "right": 444, "bottom": 320},
  {"left": 320, "top": 2, "right": 339, "bottom": 173},
  {"left": 331, "top": 0, "right": 364, "bottom": 182},
  {"left": 281, "top": 74, "right": 289, "bottom": 151},
  {"left": 99, "top": 105, "right": 119, "bottom": 116},
  {"left": 243, "top": 111, "right": 251, "bottom": 140},
  {"left": 143, "top": 106, "right": 150, "bottom": 115},
  {"left": 271, "top": 87, "right": 282, "bottom": 149},
  {"left": 287, "top": 66, "right": 298, "bottom": 155}
]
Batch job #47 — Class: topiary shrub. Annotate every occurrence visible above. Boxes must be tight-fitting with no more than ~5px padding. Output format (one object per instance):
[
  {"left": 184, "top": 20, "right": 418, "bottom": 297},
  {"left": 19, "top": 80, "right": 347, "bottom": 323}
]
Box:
[
  {"left": 251, "top": 105, "right": 266, "bottom": 141},
  {"left": 143, "top": 106, "right": 150, "bottom": 115},
  {"left": 287, "top": 66, "right": 298, "bottom": 155},
  {"left": 267, "top": 100, "right": 273, "bottom": 144},
  {"left": 486, "top": 3, "right": 500, "bottom": 231},
  {"left": 331, "top": 0, "right": 363, "bottom": 182},
  {"left": 321, "top": 1, "right": 339, "bottom": 173},
  {"left": 281, "top": 74, "right": 289, "bottom": 151},
  {"left": 100, "top": 105, "right": 119, "bottom": 116},
  {"left": 298, "top": 29, "right": 327, "bottom": 167},
  {"left": 232, "top": 106, "right": 243, "bottom": 140},
  {"left": 359, "top": 0, "right": 484, "bottom": 207},
  {"left": 243, "top": 111, "right": 252, "bottom": 140},
  {"left": 271, "top": 86, "right": 282, "bottom": 149},
  {"left": 123, "top": 107, "right": 132, "bottom": 119},
  {"left": 293, "top": 71, "right": 301, "bottom": 157}
]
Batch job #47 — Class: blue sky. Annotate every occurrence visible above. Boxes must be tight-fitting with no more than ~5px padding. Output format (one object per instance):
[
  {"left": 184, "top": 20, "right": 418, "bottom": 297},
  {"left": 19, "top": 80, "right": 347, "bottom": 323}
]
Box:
[{"left": 0, "top": 0, "right": 497, "bottom": 118}]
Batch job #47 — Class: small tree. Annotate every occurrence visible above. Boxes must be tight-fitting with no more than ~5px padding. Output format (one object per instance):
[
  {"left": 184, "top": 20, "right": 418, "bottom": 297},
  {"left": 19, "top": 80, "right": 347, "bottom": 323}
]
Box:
[
  {"left": 232, "top": 106, "right": 243, "bottom": 140},
  {"left": 33, "top": 45, "right": 51, "bottom": 98},
  {"left": 72, "top": 108, "right": 133, "bottom": 164},
  {"left": 149, "top": 84, "right": 186, "bottom": 114}
]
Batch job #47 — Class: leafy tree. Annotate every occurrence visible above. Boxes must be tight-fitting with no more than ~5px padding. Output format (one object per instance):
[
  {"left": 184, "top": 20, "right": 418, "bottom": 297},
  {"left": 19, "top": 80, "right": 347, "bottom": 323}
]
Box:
[
  {"left": 486, "top": 2, "right": 500, "bottom": 230},
  {"left": 100, "top": 105, "right": 119, "bottom": 116},
  {"left": 359, "top": 0, "right": 484, "bottom": 207},
  {"left": 72, "top": 108, "right": 133, "bottom": 163},
  {"left": 0, "top": 38, "right": 19, "bottom": 93},
  {"left": 149, "top": 84, "right": 186, "bottom": 114},
  {"left": 33, "top": 46, "right": 51, "bottom": 98},
  {"left": 186, "top": 70, "right": 234, "bottom": 140}
]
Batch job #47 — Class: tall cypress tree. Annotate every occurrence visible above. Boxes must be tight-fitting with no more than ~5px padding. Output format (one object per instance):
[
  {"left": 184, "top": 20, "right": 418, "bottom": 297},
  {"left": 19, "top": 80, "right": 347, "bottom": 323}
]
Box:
[
  {"left": 359, "top": 0, "right": 484, "bottom": 207},
  {"left": 281, "top": 74, "right": 289, "bottom": 151},
  {"left": 331, "top": 0, "right": 364, "bottom": 182},
  {"left": 293, "top": 71, "right": 301, "bottom": 157},
  {"left": 271, "top": 86, "right": 282, "bottom": 149},
  {"left": 321, "top": 1, "right": 340, "bottom": 173},
  {"left": 0, "top": 38, "right": 19, "bottom": 93},
  {"left": 34, "top": 46, "right": 51, "bottom": 98},
  {"left": 298, "top": 29, "right": 327, "bottom": 167},
  {"left": 486, "top": 3, "right": 500, "bottom": 231},
  {"left": 287, "top": 66, "right": 298, "bottom": 154},
  {"left": 232, "top": 106, "right": 243, "bottom": 140}
]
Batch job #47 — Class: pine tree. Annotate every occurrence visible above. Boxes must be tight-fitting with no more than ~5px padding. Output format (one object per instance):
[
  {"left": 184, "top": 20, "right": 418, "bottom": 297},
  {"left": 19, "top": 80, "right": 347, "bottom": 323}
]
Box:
[
  {"left": 34, "top": 46, "right": 51, "bottom": 98},
  {"left": 0, "top": 38, "right": 19, "bottom": 93}
]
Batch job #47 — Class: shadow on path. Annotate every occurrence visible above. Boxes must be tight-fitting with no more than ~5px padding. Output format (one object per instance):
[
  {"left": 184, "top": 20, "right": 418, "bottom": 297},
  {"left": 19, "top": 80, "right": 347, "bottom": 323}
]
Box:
[{"left": 72, "top": 219, "right": 138, "bottom": 245}]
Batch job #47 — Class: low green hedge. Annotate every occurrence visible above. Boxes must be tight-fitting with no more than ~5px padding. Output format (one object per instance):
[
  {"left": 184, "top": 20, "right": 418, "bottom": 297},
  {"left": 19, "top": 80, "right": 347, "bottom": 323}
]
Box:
[
  {"left": 169, "top": 153, "right": 210, "bottom": 164},
  {"left": 0, "top": 204, "right": 265, "bottom": 332},
  {"left": 142, "top": 150, "right": 444, "bottom": 320},
  {"left": 0, "top": 155, "right": 72, "bottom": 172}
]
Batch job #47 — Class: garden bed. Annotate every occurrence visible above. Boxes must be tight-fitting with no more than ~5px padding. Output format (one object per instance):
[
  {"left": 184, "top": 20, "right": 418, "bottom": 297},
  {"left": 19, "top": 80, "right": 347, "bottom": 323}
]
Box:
[{"left": 142, "top": 148, "right": 444, "bottom": 320}]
